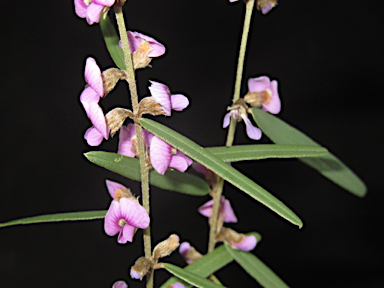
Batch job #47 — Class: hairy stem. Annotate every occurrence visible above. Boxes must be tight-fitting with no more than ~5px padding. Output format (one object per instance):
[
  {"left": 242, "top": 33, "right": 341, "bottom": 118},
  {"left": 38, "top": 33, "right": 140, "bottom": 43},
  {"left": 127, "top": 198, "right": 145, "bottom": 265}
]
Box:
[
  {"left": 207, "top": 0, "right": 255, "bottom": 253},
  {"left": 115, "top": 6, "right": 153, "bottom": 288}
]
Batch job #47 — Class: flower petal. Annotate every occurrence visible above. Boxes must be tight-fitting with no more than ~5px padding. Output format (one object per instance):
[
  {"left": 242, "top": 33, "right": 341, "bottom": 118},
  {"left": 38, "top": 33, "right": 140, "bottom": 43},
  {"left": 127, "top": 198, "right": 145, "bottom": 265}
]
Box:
[
  {"left": 118, "top": 124, "right": 136, "bottom": 157},
  {"left": 223, "top": 111, "right": 232, "bottom": 128},
  {"left": 130, "top": 268, "right": 142, "bottom": 279},
  {"left": 173, "top": 283, "right": 185, "bottom": 288},
  {"left": 148, "top": 81, "right": 172, "bottom": 116},
  {"left": 222, "top": 198, "right": 238, "bottom": 223},
  {"left": 118, "top": 224, "right": 136, "bottom": 243},
  {"left": 80, "top": 86, "right": 100, "bottom": 107},
  {"left": 88, "top": 102, "right": 108, "bottom": 139},
  {"left": 125, "top": 31, "right": 166, "bottom": 57},
  {"left": 261, "top": 3, "right": 274, "bottom": 14},
  {"left": 104, "top": 200, "right": 123, "bottom": 236},
  {"left": 247, "top": 76, "right": 271, "bottom": 93},
  {"left": 169, "top": 155, "right": 189, "bottom": 172},
  {"left": 74, "top": 0, "right": 88, "bottom": 18},
  {"left": 84, "top": 127, "right": 104, "bottom": 146},
  {"left": 198, "top": 199, "right": 214, "bottom": 218},
  {"left": 119, "top": 198, "right": 150, "bottom": 229},
  {"left": 84, "top": 57, "right": 104, "bottom": 96},
  {"left": 105, "top": 180, "right": 128, "bottom": 199},
  {"left": 231, "top": 235, "right": 257, "bottom": 251},
  {"left": 112, "top": 281, "right": 128, "bottom": 288},
  {"left": 150, "top": 136, "right": 172, "bottom": 174},
  {"left": 92, "top": 0, "right": 115, "bottom": 7},
  {"left": 86, "top": 3, "right": 104, "bottom": 25},
  {"left": 242, "top": 116, "right": 262, "bottom": 140},
  {"left": 170, "top": 94, "right": 189, "bottom": 111},
  {"left": 262, "top": 80, "right": 281, "bottom": 114}
]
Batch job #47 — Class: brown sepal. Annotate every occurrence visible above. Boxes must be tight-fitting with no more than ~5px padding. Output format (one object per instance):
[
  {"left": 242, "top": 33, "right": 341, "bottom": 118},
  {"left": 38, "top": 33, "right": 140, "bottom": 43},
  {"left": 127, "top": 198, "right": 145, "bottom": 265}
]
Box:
[
  {"left": 102, "top": 68, "right": 126, "bottom": 96},
  {"left": 133, "top": 41, "right": 153, "bottom": 70},
  {"left": 105, "top": 108, "right": 134, "bottom": 136},
  {"left": 152, "top": 234, "right": 180, "bottom": 262},
  {"left": 138, "top": 97, "right": 166, "bottom": 117}
]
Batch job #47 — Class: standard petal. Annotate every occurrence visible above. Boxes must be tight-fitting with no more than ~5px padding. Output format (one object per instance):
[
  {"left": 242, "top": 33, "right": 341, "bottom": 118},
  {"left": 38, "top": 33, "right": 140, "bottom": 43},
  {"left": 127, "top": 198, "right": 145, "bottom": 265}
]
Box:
[
  {"left": 74, "top": 0, "right": 88, "bottom": 18},
  {"left": 222, "top": 198, "right": 238, "bottom": 223},
  {"left": 104, "top": 200, "right": 123, "bottom": 236},
  {"left": 247, "top": 76, "right": 271, "bottom": 93},
  {"left": 118, "top": 224, "right": 136, "bottom": 243},
  {"left": 148, "top": 81, "right": 171, "bottom": 116},
  {"left": 262, "top": 80, "right": 281, "bottom": 114},
  {"left": 105, "top": 180, "right": 127, "bottom": 199},
  {"left": 84, "top": 57, "right": 104, "bottom": 96},
  {"left": 119, "top": 198, "right": 150, "bottom": 229},
  {"left": 223, "top": 111, "right": 232, "bottom": 128},
  {"left": 169, "top": 155, "right": 189, "bottom": 172},
  {"left": 80, "top": 86, "right": 100, "bottom": 107},
  {"left": 232, "top": 235, "right": 257, "bottom": 251},
  {"left": 242, "top": 116, "right": 262, "bottom": 140},
  {"left": 92, "top": 0, "right": 115, "bottom": 6},
  {"left": 84, "top": 127, "right": 104, "bottom": 146},
  {"left": 198, "top": 199, "right": 214, "bottom": 218},
  {"left": 118, "top": 124, "right": 136, "bottom": 158},
  {"left": 171, "top": 94, "right": 189, "bottom": 111},
  {"left": 86, "top": 3, "right": 104, "bottom": 25},
  {"left": 150, "top": 136, "right": 172, "bottom": 175},
  {"left": 88, "top": 103, "right": 108, "bottom": 139}
]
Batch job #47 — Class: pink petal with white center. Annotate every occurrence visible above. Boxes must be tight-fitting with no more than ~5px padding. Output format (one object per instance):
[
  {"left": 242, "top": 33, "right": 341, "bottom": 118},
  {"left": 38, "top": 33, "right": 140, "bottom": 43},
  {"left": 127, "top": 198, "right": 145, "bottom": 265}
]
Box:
[
  {"left": 150, "top": 136, "right": 172, "bottom": 175},
  {"left": 242, "top": 116, "right": 262, "bottom": 140},
  {"left": 247, "top": 76, "right": 271, "bottom": 93},
  {"left": 171, "top": 94, "right": 189, "bottom": 111},
  {"left": 74, "top": 0, "right": 88, "bottom": 18},
  {"left": 88, "top": 102, "right": 108, "bottom": 139},
  {"left": 119, "top": 198, "right": 150, "bottom": 229},
  {"left": 169, "top": 155, "right": 189, "bottom": 172},
  {"left": 261, "top": 80, "right": 281, "bottom": 114},
  {"left": 84, "top": 57, "right": 104, "bottom": 96},
  {"left": 112, "top": 281, "right": 128, "bottom": 288},
  {"left": 222, "top": 198, "right": 238, "bottom": 223},
  {"left": 80, "top": 86, "right": 100, "bottom": 106},
  {"left": 231, "top": 235, "right": 257, "bottom": 251},
  {"left": 86, "top": 3, "right": 104, "bottom": 25},
  {"left": 84, "top": 127, "right": 104, "bottom": 146},
  {"left": 106, "top": 180, "right": 127, "bottom": 199},
  {"left": 198, "top": 199, "right": 214, "bottom": 218},
  {"left": 92, "top": 0, "right": 115, "bottom": 7},
  {"left": 148, "top": 81, "right": 172, "bottom": 116},
  {"left": 223, "top": 111, "right": 232, "bottom": 128},
  {"left": 104, "top": 200, "right": 123, "bottom": 236},
  {"left": 118, "top": 124, "right": 136, "bottom": 158},
  {"left": 118, "top": 223, "right": 136, "bottom": 243}
]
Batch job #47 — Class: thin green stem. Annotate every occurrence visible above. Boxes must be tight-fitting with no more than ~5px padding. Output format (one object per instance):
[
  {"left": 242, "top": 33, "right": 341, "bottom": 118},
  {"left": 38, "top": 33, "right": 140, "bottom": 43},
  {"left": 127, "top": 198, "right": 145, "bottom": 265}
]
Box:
[
  {"left": 114, "top": 6, "right": 153, "bottom": 288},
  {"left": 207, "top": 0, "right": 255, "bottom": 253}
]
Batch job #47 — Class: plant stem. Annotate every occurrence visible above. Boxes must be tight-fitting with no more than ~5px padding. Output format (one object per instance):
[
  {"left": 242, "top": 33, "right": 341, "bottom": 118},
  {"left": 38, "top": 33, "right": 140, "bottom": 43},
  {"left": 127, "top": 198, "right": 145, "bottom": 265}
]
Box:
[
  {"left": 114, "top": 6, "right": 153, "bottom": 288},
  {"left": 207, "top": 0, "right": 255, "bottom": 253}
]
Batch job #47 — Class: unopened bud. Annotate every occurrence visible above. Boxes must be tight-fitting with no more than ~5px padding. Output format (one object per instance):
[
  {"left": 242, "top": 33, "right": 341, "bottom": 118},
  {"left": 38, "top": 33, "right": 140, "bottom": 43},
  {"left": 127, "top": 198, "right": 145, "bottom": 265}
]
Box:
[
  {"left": 105, "top": 108, "right": 134, "bottom": 136},
  {"left": 257, "top": 0, "right": 277, "bottom": 14},
  {"left": 152, "top": 234, "right": 180, "bottom": 262},
  {"left": 130, "top": 256, "right": 152, "bottom": 280},
  {"left": 102, "top": 68, "right": 126, "bottom": 96},
  {"left": 216, "top": 227, "right": 257, "bottom": 252},
  {"left": 138, "top": 97, "right": 167, "bottom": 117},
  {"left": 179, "top": 242, "right": 203, "bottom": 264},
  {"left": 133, "top": 40, "right": 153, "bottom": 70}
]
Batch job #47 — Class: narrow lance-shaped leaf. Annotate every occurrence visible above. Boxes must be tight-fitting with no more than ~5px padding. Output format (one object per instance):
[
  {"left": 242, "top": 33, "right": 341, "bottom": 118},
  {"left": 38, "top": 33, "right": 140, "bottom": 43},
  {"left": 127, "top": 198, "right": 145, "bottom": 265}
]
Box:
[
  {"left": 225, "top": 245, "right": 290, "bottom": 288},
  {"left": 163, "top": 263, "right": 228, "bottom": 288},
  {"left": 206, "top": 144, "right": 328, "bottom": 162},
  {"left": 0, "top": 210, "right": 107, "bottom": 228},
  {"left": 161, "top": 245, "right": 233, "bottom": 288},
  {"left": 99, "top": 14, "right": 126, "bottom": 70},
  {"left": 140, "top": 118, "right": 303, "bottom": 228},
  {"left": 251, "top": 108, "right": 367, "bottom": 197},
  {"left": 85, "top": 151, "right": 209, "bottom": 196}
]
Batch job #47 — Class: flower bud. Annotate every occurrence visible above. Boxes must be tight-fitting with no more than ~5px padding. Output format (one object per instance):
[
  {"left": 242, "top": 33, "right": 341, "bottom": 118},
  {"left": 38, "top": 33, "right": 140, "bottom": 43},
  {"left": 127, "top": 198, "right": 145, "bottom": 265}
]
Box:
[
  {"left": 130, "top": 256, "right": 152, "bottom": 280},
  {"left": 216, "top": 227, "right": 257, "bottom": 252},
  {"left": 152, "top": 234, "right": 180, "bottom": 262}
]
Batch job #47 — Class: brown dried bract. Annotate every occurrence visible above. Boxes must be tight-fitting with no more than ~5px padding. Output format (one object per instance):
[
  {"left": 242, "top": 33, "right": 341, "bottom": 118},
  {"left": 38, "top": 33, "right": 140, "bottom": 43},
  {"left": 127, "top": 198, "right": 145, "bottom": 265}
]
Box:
[
  {"left": 102, "top": 68, "right": 126, "bottom": 96},
  {"left": 105, "top": 108, "right": 134, "bottom": 136},
  {"left": 133, "top": 41, "right": 153, "bottom": 70},
  {"left": 152, "top": 234, "right": 180, "bottom": 262},
  {"left": 138, "top": 97, "right": 167, "bottom": 117}
]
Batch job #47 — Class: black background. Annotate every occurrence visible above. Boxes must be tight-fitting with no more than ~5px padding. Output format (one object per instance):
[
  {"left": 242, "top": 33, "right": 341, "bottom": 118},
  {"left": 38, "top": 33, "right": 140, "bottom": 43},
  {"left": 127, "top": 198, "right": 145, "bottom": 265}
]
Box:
[{"left": 1, "top": 1, "right": 383, "bottom": 287}]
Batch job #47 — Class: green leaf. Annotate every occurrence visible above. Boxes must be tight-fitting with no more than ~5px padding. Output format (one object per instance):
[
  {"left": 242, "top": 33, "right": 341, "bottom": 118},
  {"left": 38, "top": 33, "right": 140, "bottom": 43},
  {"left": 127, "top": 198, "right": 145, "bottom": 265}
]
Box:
[
  {"left": 163, "top": 263, "right": 227, "bottom": 288},
  {"left": 140, "top": 118, "right": 303, "bottom": 227},
  {"left": 225, "top": 245, "right": 289, "bottom": 288},
  {"left": 99, "top": 14, "right": 126, "bottom": 70},
  {"left": 84, "top": 151, "right": 209, "bottom": 196},
  {"left": 206, "top": 144, "right": 328, "bottom": 162},
  {"left": 161, "top": 245, "right": 233, "bottom": 288},
  {"left": 251, "top": 108, "right": 367, "bottom": 197},
  {"left": 0, "top": 210, "right": 106, "bottom": 228}
]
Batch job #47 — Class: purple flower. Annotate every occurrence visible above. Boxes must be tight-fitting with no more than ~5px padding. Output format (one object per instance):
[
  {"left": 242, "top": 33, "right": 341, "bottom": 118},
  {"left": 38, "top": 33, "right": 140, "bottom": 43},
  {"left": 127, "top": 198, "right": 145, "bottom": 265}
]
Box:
[
  {"left": 198, "top": 196, "right": 238, "bottom": 223},
  {"left": 247, "top": 76, "right": 280, "bottom": 114},
  {"left": 120, "top": 31, "right": 166, "bottom": 57},
  {"left": 74, "top": 0, "right": 115, "bottom": 25},
  {"left": 258, "top": 0, "right": 278, "bottom": 15},
  {"left": 112, "top": 281, "right": 128, "bottom": 288},
  {"left": 223, "top": 108, "right": 262, "bottom": 140},
  {"left": 80, "top": 57, "right": 108, "bottom": 146},
  {"left": 171, "top": 283, "right": 185, "bottom": 288},
  {"left": 104, "top": 197, "right": 150, "bottom": 244},
  {"left": 148, "top": 81, "right": 189, "bottom": 116},
  {"left": 179, "top": 242, "right": 193, "bottom": 264},
  {"left": 118, "top": 124, "right": 192, "bottom": 175},
  {"left": 231, "top": 235, "right": 257, "bottom": 252}
]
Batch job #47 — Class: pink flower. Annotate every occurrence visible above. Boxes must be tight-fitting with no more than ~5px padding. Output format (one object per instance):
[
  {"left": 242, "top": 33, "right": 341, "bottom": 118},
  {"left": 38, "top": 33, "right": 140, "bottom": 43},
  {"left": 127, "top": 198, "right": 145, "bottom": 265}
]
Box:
[
  {"left": 247, "top": 76, "right": 280, "bottom": 114},
  {"left": 120, "top": 31, "right": 166, "bottom": 57},
  {"left": 223, "top": 109, "right": 262, "bottom": 140},
  {"left": 118, "top": 124, "right": 192, "bottom": 175},
  {"left": 112, "top": 281, "right": 128, "bottom": 288},
  {"left": 198, "top": 196, "right": 238, "bottom": 223},
  {"left": 80, "top": 57, "right": 108, "bottom": 146},
  {"left": 74, "top": 0, "right": 115, "bottom": 25},
  {"left": 231, "top": 235, "right": 257, "bottom": 252},
  {"left": 104, "top": 197, "right": 150, "bottom": 244},
  {"left": 171, "top": 284, "right": 185, "bottom": 288},
  {"left": 148, "top": 81, "right": 189, "bottom": 116}
]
